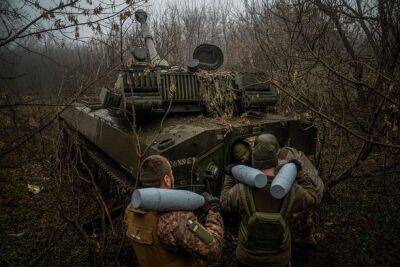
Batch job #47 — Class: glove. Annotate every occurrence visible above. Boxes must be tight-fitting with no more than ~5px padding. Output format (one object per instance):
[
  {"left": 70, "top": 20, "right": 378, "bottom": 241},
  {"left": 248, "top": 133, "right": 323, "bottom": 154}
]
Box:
[
  {"left": 202, "top": 192, "right": 219, "bottom": 204},
  {"left": 201, "top": 192, "right": 220, "bottom": 213},
  {"left": 224, "top": 164, "right": 236, "bottom": 175},
  {"left": 288, "top": 159, "right": 302, "bottom": 172}
]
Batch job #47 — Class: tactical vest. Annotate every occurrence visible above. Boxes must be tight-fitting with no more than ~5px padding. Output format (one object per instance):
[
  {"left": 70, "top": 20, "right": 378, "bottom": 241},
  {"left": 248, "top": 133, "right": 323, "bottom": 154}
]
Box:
[
  {"left": 124, "top": 205, "right": 198, "bottom": 267},
  {"left": 236, "top": 183, "right": 295, "bottom": 266}
]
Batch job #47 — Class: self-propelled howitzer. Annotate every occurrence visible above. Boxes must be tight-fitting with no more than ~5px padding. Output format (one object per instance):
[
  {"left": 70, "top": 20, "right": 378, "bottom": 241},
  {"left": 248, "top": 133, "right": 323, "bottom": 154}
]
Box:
[{"left": 58, "top": 9, "right": 317, "bottom": 199}]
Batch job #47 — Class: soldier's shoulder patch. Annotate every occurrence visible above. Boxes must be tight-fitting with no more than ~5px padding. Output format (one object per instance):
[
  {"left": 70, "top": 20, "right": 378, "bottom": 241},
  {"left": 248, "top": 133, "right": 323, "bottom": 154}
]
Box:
[{"left": 187, "top": 219, "right": 213, "bottom": 245}]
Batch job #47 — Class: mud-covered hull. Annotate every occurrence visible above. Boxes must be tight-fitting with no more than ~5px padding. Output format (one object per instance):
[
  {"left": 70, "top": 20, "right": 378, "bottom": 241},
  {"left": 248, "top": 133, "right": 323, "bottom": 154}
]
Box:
[{"left": 59, "top": 105, "right": 316, "bottom": 195}]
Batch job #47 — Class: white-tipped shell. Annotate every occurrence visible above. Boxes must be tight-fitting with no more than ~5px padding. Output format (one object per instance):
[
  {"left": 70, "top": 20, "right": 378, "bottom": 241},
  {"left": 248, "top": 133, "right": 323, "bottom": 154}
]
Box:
[
  {"left": 270, "top": 163, "right": 297, "bottom": 199},
  {"left": 232, "top": 165, "right": 268, "bottom": 188},
  {"left": 131, "top": 188, "right": 205, "bottom": 211}
]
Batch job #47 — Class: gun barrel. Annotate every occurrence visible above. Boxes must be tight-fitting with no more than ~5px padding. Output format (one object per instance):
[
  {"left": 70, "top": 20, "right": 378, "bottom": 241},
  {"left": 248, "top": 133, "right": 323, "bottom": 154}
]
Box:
[{"left": 135, "top": 10, "right": 169, "bottom": 67}]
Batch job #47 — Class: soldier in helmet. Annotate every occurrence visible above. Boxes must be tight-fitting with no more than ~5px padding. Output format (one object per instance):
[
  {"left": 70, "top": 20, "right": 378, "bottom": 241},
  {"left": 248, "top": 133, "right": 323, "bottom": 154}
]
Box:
[
  {"left": 124, "top": 155, "right": 224, "bottom": 267},
  {"left": 255, "top": 133, "right": 324, "bottom": 245},
  {"left": 231, "top": 140, "right": 252, "bottom": 165},
  {"left": 287, "top": 150, "right": 324, "bottom": 245},
  {"left": 220, "top": 133, "right": 323, "bottom": 266}
]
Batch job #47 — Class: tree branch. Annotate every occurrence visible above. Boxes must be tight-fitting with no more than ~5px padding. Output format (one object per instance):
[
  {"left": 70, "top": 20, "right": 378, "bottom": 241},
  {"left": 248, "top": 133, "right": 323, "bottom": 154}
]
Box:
[
  {"left": 269, "top": 79, "right": 400, "bottom": 150},
  {"left": 0, "top": 0, "right": 79, "bottom": 47}
]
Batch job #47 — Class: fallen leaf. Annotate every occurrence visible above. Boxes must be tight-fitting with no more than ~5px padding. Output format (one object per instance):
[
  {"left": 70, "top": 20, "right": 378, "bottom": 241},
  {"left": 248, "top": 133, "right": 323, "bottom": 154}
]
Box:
[{"left": 27, "top": 184, "right": 43, "bottom": 194}]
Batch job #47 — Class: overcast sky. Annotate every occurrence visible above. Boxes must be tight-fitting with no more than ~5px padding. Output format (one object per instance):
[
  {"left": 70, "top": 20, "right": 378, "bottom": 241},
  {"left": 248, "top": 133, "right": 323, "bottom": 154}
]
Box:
[{"left": 6, "top": 0, "right": 243, "bottom": 41}]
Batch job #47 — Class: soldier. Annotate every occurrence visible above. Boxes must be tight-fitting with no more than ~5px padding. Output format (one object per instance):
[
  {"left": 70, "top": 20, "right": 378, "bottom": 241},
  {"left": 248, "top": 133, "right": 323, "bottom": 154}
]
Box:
[
  {"left": 124, "top": 155, "right": 224, "bottom": 267},
  {"left": 220, "top": 133, "right": 323, "bottom": 267},
  {"left": 231, "top": 140, "right": 252, "bottom": 165},
  {"left": 277, "top": 150, "right": 324, "bottom": 245}
]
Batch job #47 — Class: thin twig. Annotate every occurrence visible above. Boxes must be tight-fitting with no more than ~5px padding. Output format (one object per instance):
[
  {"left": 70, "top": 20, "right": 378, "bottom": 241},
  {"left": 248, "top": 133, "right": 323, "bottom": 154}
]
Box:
[{"left": 269, "top": 79, "right": 400, "bottom": 150}]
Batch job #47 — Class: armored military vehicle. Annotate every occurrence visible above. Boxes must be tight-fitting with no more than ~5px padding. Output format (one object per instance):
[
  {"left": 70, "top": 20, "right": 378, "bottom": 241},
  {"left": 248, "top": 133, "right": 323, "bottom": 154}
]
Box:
[{"left": 59, "top": 10, "right": 316, "bottom": 199}]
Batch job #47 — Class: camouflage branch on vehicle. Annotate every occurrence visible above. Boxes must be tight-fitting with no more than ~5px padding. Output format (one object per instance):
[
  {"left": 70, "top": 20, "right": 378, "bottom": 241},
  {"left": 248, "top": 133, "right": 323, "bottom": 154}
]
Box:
[{"left": 197, "top": 71, "right": 237, "bottom": 117}]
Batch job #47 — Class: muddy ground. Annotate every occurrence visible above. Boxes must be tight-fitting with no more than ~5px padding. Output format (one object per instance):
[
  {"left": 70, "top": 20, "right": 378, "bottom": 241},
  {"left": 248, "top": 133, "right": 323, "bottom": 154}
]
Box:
[{"left": 1, "top": 149, "right": 400, "bottom": 266}]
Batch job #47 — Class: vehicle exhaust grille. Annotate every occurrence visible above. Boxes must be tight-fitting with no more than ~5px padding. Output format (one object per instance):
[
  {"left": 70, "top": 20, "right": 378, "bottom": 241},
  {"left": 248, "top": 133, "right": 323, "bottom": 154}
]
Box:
[{"left": 160, "top": 73, "right": 200, "bottom": 102}]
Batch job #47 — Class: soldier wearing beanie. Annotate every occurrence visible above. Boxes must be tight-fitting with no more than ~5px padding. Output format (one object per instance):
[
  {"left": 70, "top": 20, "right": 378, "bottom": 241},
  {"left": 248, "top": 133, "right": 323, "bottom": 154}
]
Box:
[
  {"left": 220, "top": 133, "right": 323, "bottom": 267},
  {"left": 124, "top": 155, "right": 224, "bottom": 267}
]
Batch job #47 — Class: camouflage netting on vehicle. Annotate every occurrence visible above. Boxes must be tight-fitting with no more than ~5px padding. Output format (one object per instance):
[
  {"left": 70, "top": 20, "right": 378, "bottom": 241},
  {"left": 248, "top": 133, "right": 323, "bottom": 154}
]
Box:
[{"left": 196, "top": 71, "right": 237, "bottom": 117}]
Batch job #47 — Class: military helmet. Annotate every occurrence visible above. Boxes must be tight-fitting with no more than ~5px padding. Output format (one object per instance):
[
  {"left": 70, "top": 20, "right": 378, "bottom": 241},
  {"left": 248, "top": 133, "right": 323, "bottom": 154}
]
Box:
[
  {"left": 252, "top": 133, "right": 280, "bottom": 170},
  {"left": 233, "top": 142, "right": 249, "bottom": 161},
  {"left": 254, "top": 134, "right": 280, "bottom": 151}
]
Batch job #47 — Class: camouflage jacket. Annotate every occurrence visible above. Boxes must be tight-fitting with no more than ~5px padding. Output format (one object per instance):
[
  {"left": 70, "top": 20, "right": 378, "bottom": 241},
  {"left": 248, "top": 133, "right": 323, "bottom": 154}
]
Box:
[
  {"left": 157, "top": 210, "right": 224, "bottom": 262},
  {"left": 277, "top": 147, "right": 324, "bottom": 205},
  {"left": 220, "top": 146, "right": 324, "bottom": 217}
]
